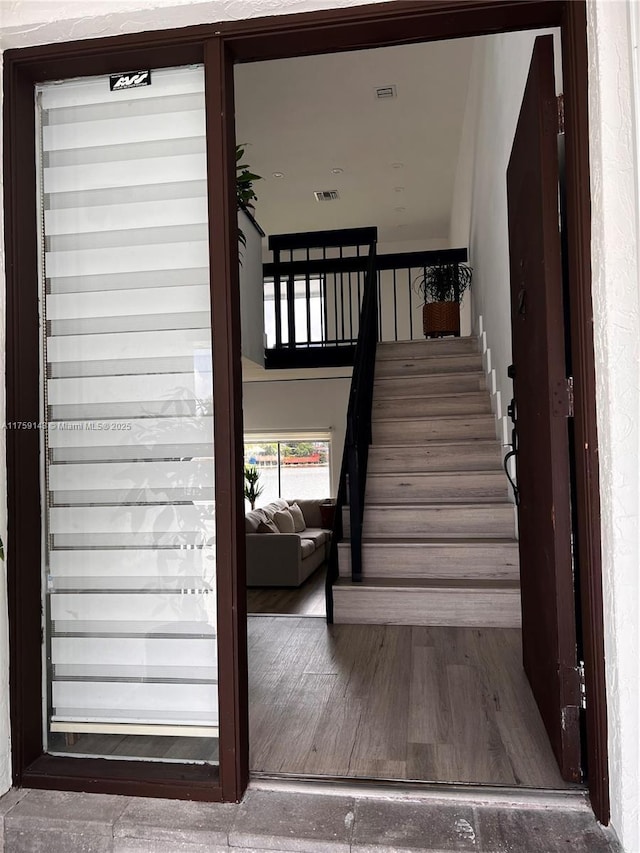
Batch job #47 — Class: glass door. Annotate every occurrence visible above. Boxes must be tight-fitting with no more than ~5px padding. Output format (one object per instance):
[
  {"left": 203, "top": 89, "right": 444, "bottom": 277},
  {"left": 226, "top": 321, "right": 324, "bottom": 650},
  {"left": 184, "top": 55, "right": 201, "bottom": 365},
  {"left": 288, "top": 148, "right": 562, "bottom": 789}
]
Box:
[{"left": 37, "top": 65, "right": 219, "bottom": 765}]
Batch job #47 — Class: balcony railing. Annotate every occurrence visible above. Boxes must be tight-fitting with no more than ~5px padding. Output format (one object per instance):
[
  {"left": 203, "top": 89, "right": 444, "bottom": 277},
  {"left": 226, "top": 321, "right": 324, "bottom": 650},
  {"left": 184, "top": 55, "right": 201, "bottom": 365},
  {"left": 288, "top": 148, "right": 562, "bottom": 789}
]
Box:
[{"left": 263, "top": 233, "right": 468, "bottom": 369}]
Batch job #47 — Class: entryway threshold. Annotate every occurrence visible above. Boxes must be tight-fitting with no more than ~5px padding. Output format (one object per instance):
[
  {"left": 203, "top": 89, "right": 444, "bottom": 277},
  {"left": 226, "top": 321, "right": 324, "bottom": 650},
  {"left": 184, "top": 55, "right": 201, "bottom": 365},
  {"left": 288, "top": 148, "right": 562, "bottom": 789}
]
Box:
[
  {"left": 249, "top": 772, "right": 591, "bottom": 811},
  {"left": 1, "top": 783, "right": 621, "bottom": 853},
  {"left": 250, "top": 770, "right": 589, "bottom": 810}
]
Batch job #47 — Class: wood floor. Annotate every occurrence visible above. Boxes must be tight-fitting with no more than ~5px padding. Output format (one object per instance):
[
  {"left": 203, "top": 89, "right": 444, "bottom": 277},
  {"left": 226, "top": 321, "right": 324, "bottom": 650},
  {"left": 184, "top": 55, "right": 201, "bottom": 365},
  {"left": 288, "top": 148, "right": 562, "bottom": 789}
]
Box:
[
  {"left": 248, "top": 617, "right": 573, "bottom": 788},
  {"left": 247, "top": 566, "right": 326, "bottom": 616}
]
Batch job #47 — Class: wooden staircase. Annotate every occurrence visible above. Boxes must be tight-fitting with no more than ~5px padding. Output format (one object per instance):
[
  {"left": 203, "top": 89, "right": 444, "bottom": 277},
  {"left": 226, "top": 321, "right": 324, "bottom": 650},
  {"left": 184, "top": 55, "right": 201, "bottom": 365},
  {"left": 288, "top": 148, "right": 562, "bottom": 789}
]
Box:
[{"left": 332, "top": 336, "right": 521, "bottom": 628}]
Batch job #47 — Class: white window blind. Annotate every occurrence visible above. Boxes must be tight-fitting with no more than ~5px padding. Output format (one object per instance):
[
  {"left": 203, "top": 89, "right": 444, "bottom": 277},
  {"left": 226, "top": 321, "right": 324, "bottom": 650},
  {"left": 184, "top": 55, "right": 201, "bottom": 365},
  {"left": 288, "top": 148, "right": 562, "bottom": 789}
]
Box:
[{"left": 37, "top": 66, "right": 218, "bottom": 750}]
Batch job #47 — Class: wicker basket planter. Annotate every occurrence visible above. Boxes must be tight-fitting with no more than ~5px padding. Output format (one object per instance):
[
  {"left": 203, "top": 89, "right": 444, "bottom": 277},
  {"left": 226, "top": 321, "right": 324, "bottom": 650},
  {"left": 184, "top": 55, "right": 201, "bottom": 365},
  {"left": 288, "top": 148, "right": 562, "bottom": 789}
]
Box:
[
  {"left": 414, "top": 261, "right": 471, "bottom": 339},
  {"left": 423, "top": 301, "right": 460, "bottom": 338}
]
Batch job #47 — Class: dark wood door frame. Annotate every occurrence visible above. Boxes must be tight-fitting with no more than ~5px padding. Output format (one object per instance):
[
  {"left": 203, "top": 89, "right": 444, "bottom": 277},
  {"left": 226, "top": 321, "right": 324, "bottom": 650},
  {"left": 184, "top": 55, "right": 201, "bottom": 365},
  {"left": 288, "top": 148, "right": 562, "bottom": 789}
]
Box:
[{"left": 3, "top": 0, "right": 608, "bottom": 822}]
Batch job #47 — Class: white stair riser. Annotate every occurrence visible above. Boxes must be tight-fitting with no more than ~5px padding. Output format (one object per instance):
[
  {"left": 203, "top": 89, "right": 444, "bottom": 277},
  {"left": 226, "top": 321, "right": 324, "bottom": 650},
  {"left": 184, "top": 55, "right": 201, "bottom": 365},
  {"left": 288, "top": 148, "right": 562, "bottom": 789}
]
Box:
[
  {"left": 375, "top": 354, "right": 483, "bottom": 378},
  {"left": 344, "top": 506, "right": 516, "bottom": 538},
  {"left": 372, "top": 417, "right": 496, "bottom": 444},
  {"left": 338, "top": 543, "right": 520, "bottom": 580},
  {"left": 365, "top": 472, "right": 509, "bottom": 503},
  {"left": 377, "top": 338, "right": 480, "bottom": 360},
  {"left": 332, "top": 587, "right": 521, "bottom": 628},
  {"left": 373, "top": 394, "right": 491, "bottom": 419},
  {"left": 374, "top": 373, "right": 486, "bottom": 398}
]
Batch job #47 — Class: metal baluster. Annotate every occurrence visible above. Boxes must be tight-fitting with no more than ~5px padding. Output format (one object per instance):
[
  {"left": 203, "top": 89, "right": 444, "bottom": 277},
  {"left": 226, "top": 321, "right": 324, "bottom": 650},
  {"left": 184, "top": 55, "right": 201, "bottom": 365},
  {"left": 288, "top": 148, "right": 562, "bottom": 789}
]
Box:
[
  {"left": 333, "top": 266, "right": 339, "bottom": 346},
  {"left": 321, "top": 244, "right": 327, "bottom": 347},
  {"left": 357, "top": 245, "right": 362, "bottom": 340},
  {"left": 393, "top": 268, "right": 398, "bottom": 341},
  {"left": 274, "top": 248, "right": 282, "bottom": 348},
  {"left": 286, "top": 256, "right": 295, "bottom": 348},
  {"left": 377, "top": 268, "right": 382, "bottom": 341},
  {"left": 305, "top": 247, "right": 311, "bottom": 346},
  {"left": 408, "top": 267, "right": 414, "bottom": 340}
]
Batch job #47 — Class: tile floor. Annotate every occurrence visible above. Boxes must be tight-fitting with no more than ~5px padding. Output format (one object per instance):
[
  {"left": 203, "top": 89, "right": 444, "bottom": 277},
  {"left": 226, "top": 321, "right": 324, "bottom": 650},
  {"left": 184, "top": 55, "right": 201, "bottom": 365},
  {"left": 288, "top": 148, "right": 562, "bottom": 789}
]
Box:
[{"left": 0, "top": 785, "right": 622, "bottom": 853}]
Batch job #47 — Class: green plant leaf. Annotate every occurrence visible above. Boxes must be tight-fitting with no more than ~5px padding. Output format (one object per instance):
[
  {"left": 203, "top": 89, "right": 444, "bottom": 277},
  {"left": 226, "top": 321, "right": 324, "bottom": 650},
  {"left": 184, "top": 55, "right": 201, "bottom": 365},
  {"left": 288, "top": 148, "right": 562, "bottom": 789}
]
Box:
[
  {"left": 235, "top": 144, "right": 262, "bottom": 228},
  {"left": 413, "top": 262, "right": 472, "bottom": 304}
]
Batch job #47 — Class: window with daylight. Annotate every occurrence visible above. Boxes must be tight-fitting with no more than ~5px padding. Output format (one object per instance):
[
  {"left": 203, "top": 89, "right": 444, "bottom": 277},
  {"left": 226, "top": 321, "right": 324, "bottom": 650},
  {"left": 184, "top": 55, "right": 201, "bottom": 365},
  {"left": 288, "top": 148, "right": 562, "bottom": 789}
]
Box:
[
  {"left": 244, "top": 435, "right": 331, "bottom": 506},
  {"left": 37, "top": 65, "right": 219, "bottom": 765},
  {"left": 263, "top": 277, "right": 326, "bottom": 348}
]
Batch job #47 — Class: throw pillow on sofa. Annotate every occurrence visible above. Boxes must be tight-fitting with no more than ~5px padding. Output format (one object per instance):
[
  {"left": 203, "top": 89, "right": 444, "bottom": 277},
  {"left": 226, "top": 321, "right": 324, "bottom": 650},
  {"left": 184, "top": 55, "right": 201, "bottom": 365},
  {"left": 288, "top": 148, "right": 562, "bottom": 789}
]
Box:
[
  {"left": 288, "top": 503, "right": 306, "bottom": 533},
  {"left": 257, "top": 518, "right": 279, "bottom": 533},
  {"left": 273, "top": 509, "right": 295, "bottom": 533}
]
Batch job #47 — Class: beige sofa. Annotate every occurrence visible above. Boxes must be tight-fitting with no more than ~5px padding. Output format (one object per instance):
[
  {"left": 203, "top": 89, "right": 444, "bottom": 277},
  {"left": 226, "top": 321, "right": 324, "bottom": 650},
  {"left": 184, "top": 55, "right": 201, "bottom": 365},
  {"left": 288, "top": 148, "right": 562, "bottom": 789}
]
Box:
[{"left": 245, "top": 498, "right": 331, "bottom": 587}]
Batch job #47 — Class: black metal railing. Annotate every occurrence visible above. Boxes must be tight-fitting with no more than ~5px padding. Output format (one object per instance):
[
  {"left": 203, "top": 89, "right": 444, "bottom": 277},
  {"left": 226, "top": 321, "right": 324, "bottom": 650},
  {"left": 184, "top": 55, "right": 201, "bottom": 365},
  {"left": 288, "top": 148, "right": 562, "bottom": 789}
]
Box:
[
  {"left": 376, "top": 248, "right": 467, "bottom": 342},
  {"left": 325, "top": 240, "right": 378, "bottom": 619},
  {"left": 264, "top": 241, "right": 467, "bottom": 369},
  {"left": 264, "top": 227, "right": 376, "bottom": 369}
]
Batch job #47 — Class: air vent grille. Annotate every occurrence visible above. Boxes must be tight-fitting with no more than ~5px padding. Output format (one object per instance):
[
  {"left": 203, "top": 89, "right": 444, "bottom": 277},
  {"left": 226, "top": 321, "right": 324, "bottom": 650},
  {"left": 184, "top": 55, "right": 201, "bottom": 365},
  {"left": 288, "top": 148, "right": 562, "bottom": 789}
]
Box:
[
  {"left": 314, "top": 190, "right": 340, "bottom": 202},
  {"left": 375, "top": 85, "right": 397, "bottom": 99}
]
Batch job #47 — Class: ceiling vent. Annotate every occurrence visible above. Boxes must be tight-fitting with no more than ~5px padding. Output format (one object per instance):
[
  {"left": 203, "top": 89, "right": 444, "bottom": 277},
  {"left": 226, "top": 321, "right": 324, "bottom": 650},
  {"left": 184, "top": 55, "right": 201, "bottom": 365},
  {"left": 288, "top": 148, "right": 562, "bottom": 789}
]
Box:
[
  {"left": 375, "top": 85, "right": 397, "bottom": 99},
  {"left": 314, "top": 190, "right": 340, "bottom": 201}
]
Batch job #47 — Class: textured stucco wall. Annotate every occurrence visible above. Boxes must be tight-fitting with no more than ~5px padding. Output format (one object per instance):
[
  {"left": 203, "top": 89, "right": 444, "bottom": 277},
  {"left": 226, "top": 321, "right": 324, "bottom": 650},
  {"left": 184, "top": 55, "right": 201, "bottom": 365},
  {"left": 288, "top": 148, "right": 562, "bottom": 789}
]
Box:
[
  {"left": 586, "top": 2, "right": 640, "bottom": 851},
  {"left": 0, "top": 0, "right": 392, "bottom": 50}
]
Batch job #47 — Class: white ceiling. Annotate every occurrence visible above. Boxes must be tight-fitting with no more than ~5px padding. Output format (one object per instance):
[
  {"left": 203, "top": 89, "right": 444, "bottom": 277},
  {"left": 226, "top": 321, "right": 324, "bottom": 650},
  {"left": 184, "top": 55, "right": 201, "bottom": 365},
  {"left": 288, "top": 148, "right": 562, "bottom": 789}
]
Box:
[{"left": 234, "top": 37, "right": 476, "bottom": 247}]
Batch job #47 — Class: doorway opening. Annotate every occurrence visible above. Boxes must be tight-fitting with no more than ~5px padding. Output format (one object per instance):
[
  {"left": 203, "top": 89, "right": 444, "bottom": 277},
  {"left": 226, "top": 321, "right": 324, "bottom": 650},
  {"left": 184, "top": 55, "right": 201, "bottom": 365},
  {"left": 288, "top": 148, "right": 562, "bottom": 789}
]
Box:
[{"left": 235, "top": 28, "right": 584, "bottom": 791}]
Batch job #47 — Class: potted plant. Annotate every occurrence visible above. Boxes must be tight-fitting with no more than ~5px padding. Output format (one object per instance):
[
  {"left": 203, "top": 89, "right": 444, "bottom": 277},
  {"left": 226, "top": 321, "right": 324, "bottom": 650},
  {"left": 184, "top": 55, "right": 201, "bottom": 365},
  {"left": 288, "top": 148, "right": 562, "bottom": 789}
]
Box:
[
  {"left": 236, "top": 144, "right": 261, "bottom": 249},
  {"left": 414, "top": 262, "right": 472, "bottom": 338},
  {"left": 243, "top": 465, "right": 264, "bottom": 510}
]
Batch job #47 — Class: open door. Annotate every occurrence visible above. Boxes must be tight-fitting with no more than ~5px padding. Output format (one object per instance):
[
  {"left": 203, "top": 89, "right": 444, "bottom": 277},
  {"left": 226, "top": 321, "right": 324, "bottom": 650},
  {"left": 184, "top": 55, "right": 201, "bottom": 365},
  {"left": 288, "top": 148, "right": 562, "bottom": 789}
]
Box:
[{"left": 507, "top": 35, "right": 581, "bottom": 783}]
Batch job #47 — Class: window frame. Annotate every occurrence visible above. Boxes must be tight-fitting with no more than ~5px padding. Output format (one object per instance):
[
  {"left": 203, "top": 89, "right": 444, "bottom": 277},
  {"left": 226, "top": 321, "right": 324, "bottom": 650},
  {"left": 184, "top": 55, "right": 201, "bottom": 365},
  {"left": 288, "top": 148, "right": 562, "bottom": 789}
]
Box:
[
  {"left": 4, "top": 34, "right": 246, "bottom": 803},
  {"left": 244, "top": 433, "right": 333, "bottom": 502}
]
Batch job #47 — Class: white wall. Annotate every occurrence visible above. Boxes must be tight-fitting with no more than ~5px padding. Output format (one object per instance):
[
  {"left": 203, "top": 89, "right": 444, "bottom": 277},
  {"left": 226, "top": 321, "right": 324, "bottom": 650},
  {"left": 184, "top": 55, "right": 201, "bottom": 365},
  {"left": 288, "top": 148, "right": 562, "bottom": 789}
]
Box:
[
  {"left": 449, "top": 30, "right": 560, "bottom": 447},
  {"left": 239, "top": 209, "right": 266, "bottom": 367},
  {"left": 587, "top": 3, "right": 640, "bottom": 851},
  {"left": 242, "top": 376, "right": 350, "bottom": 493}
]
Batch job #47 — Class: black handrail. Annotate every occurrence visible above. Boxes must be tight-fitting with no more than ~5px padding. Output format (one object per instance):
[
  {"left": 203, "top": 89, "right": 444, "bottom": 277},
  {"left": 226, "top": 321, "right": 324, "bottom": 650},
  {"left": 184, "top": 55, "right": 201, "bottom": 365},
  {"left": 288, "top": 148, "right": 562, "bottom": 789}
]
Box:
[
  {"left": 345, "top": 243, "right": 378, "bottom": 583},
  {"left": 325, "top": 240, "right": 378, "bottom": 618}
]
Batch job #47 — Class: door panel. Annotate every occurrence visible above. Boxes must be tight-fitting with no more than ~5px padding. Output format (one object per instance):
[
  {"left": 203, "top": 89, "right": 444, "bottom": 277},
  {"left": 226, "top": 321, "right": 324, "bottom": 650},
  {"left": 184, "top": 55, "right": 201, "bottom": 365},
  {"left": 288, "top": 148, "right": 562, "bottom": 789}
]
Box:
[{"left": 507, "top": 35, "right": 581, "bottom": 782}]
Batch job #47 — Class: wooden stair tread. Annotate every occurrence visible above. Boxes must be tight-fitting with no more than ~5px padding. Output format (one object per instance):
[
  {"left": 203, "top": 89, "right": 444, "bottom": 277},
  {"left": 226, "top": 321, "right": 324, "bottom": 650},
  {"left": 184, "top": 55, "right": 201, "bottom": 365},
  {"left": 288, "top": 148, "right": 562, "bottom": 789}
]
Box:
[
  {"left": 376, "top": 353, "right": 480, "bottom": 362},
  {"left": 372, "top": 413, "right": 494, "bottom": 423},
  {"left": 366, "top": 498, "right": 508, "bottom": 506},
  {"left": 370, "top": 438, "right": 499, "bottom": 448},
  {"left": 334, "top": 577, "right": 519, "bottom": 591},
  {"left": 338, "top": 537, "right": 518, "bottom": 546},
  {"left": 374, "top": 370, "right": 485, "bottom": 382},
  {"left": 360, "top": 501, "right": 513, "bottom": 510},
  {"left": 373, "top": 390, "right": 487, "bottom": 402},
  {"left": 378, "top": 336, "right": 478, "bottom": 343},
  {"left": 367, "top": 470, "right": 505, "bottom": 479}
]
